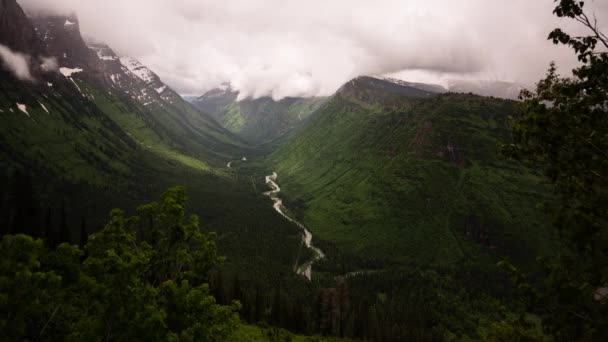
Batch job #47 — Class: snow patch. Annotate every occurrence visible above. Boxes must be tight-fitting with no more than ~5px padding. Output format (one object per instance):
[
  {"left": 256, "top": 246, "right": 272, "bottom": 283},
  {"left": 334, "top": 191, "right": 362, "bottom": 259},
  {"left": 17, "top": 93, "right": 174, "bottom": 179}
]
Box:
[
  {"left": 94, "top": 49, "right": 118, "bottom": 61},
  {"left": 47, "top": 82, "right": 53, "bottom": 87},
  {"left": 17, "top": 103, "right": 29, "bottom": 117},
  {"left": 60, "top": 67, "right": 83, "bottom": 77},
  {"left": 119, "top": 57, "right": 155, "bottom": 83},
  {"left": 39, "top": 102, "right": 49, "bottom": 114},
  {"left": 155, "top": 85, "right": 167, "bottom": 94},
  {"left": 64, "top": 20, "right": 75, "bottom": 27}
]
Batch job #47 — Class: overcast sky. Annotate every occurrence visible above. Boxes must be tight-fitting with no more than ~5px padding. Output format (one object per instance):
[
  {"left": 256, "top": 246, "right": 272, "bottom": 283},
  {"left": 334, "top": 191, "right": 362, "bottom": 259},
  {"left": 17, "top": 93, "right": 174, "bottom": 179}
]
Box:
[{"left": 17, "top": 0, "right": 608, "bottom": 99}]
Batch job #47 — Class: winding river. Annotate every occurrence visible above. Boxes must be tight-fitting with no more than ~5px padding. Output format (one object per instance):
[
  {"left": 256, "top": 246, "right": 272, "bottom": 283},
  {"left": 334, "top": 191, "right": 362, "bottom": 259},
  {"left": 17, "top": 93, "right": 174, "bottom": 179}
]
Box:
[{"left": 264, "top": 172, "right": 325, "bottom": 280}]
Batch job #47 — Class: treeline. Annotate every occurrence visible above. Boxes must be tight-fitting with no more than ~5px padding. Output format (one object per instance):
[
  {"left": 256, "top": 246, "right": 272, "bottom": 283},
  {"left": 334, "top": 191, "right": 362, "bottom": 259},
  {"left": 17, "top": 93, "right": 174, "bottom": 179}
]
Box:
[
  {"left": 206, "top": 260, "right": 531, "bottom": 341},
  {"left": 0, "top": 186, "right": 239, "bottom": 341},
  {"left": 0, "top": 170, "right": 122, "bottom": 247}
]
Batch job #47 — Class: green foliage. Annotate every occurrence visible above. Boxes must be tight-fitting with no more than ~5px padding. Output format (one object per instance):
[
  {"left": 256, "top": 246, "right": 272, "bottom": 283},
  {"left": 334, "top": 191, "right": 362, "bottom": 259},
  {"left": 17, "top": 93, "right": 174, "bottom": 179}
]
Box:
[
  {"left": 0, "top": 187, "right": 239, "bottom": 341},
  {"left": 501, "top": 0, "right": 608, "bottom": 339},
  {"left": 194, "top": 93, "right": 327, "bottom": 144},
  {"left": 271, "top": 80, "right": 554, "bottom": 271}
]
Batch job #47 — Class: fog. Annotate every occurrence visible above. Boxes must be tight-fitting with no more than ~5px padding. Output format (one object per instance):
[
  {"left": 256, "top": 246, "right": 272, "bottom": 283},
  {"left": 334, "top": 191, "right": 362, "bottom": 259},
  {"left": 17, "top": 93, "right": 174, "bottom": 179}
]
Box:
[
  {"left": 17, "top": 0, "right": 608, "bottom": 99},
  {"left": 0, "top": 44, "right": 33, "bottom": 81}
]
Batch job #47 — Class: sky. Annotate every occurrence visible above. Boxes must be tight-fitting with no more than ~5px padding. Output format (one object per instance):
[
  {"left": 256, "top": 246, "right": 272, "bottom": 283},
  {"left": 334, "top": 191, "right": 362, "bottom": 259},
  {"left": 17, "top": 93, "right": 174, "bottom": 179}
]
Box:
[{"left": 17, "top": 0, "right": 608, "bottom": 99}]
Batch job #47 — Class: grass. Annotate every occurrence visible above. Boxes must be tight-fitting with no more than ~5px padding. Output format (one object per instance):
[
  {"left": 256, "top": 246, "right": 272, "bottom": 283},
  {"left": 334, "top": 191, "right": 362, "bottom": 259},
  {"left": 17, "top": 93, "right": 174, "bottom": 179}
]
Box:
[{"left": 230, "top": 323, "right": 359, "bottom": 342}]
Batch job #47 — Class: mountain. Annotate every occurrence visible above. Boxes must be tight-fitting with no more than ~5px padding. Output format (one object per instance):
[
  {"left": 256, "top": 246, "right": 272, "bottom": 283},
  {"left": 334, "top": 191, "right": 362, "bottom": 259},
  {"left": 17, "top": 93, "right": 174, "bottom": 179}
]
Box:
[
  {"left": 1, "top": 0, "right": 305, "bottom": 285},
  {"left": 0, "top": 0, "right": 45, "bottom": 56},
  {"left": 447, "top": 79, "right": 525, "bottom": 99},
  {"left": 371, "top": 76, "right": 447, "bottom": 94},
  {"left": 270, "top": 76, "right": 554, "bottom": 269},
  {"left": 192, "top": 84, "right": 327, "bottom": 144},
  {"left": 30, "top": 14, "right": 245, "bottom": 165}
]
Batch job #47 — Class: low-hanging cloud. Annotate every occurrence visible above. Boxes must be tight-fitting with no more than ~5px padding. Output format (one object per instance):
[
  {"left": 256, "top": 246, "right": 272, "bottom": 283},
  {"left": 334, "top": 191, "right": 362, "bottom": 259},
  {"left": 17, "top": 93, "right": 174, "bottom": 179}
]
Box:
[
  {"left": 17, "top": 0, "right": 608, "bottom": 99},
  {"left": 40, "top": 56, "right": 58, "bottom": 72},
  {"left": 0, "top": 44, "right": 33, "bottom": 81}
]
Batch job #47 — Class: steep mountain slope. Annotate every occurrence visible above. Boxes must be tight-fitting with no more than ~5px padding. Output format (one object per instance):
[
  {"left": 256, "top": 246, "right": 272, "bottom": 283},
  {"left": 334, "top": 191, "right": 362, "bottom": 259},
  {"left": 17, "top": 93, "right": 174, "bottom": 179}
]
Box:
[
  {"left": 192, "top": 85, "right": 327, "bottom": 144},
  {"left": 1, "top": 0, "right": 304, "bottom": 284},
  {"left": 30, "top": 15, "right": 246, "bottom": 166},
  {"left": 271, "top": 76, "right": 554, "bottom": 270}
]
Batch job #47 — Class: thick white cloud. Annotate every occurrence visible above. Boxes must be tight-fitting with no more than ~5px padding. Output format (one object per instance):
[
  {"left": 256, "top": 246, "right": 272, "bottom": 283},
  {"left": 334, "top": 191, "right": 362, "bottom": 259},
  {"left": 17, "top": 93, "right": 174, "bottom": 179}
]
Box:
[
  {"left": 0, "top": 44, "right": 33, "bottom": 81},
  {"left": 17, "top": 0, "right": 608, "bottom": 98},
  {"left": 40, "top": 56, "right": 58, "bottom": 72}
]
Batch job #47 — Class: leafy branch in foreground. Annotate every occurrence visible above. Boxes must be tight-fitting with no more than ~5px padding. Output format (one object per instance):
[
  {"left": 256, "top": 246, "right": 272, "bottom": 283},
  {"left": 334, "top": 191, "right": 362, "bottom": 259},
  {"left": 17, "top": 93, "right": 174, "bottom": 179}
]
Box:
[
  {"left": 0, "top": 186, "right": 239, "bottom": 341},
  {"left": 502, "top": 0, "right": 608, "bottom": 340}
]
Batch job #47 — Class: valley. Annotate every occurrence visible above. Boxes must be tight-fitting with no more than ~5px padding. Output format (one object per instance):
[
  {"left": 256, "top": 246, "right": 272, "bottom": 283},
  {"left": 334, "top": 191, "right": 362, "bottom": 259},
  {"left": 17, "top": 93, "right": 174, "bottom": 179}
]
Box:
[
  {"left": 264, "top": 171, "right": 325, "bottom": 280},
  {"left": 2, "top": 0, "right": 606, "bottom": 340}
]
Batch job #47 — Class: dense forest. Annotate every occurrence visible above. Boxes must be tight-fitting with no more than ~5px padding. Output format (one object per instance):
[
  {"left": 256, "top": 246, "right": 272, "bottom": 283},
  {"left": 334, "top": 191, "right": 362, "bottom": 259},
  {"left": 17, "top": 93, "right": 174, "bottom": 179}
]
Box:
[{"left": 1, "top": 0, "right": 607, "bottom": 341}]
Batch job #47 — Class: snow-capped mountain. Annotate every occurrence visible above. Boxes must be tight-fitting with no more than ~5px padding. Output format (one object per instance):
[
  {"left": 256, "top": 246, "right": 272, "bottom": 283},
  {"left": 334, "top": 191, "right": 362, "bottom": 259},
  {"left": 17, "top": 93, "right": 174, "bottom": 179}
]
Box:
[
  {"left": 31, "top": 15, "right": 103, "bottom": 79},
  {"left": 28, "top": 12, "right": 189, "bottom": 111},
  {"left": 88, "top": 43, "right": 182, "bottom": 108}
]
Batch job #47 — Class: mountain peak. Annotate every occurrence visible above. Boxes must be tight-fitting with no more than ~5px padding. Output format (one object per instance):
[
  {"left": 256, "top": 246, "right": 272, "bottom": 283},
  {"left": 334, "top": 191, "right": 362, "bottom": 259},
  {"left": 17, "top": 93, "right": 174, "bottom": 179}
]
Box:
[
  {"left": 336, "top": 75, "right": 440, "bottom": 100},
  {"left": 199, "top": 83, "right": 238, "bottom": 99},
  {"left": 119, "top": 57, "right": 157, "bottom": 84},
  {"left": 0, "top": 0, "right": 45, "bottom": 54},
  {"left": 30, "top": 13, "right": 102, "bottom": 79}
]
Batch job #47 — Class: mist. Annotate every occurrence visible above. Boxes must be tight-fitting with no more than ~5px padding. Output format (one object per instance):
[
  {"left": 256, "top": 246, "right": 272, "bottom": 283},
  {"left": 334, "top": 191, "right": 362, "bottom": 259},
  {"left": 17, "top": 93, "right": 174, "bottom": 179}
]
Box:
[
  {"left": 17, "top": 0, "right": 608, "bottom": 99},
  {"left": 0, "top": 43, "right": 33, "bottom": 81}
]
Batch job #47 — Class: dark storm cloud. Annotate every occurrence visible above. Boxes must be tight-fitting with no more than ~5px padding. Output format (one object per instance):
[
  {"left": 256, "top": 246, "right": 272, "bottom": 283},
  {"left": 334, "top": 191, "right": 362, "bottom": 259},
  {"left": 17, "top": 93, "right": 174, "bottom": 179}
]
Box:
[{"left": 17, "top": 0, "right": 608, "bottom": 98}]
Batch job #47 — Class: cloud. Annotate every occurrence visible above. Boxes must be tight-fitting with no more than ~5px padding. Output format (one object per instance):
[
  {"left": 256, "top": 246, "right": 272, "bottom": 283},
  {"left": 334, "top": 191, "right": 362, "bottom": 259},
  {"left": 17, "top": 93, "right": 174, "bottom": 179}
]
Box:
[
  {"left": 40, "top": 56, "right": 58, "bottom": 72},
  {"left": 0, "top": 44, "right": 33, "bottom": 81},
  {"left": 16, "top": 0, "right": 608, "bottom": 98}
]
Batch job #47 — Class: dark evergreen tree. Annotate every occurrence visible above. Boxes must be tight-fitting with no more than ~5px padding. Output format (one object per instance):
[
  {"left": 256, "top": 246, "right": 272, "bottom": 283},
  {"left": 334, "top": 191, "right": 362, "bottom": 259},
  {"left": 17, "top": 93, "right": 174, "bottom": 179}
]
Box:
[
  {"left": 44, "top": 207, "right": 56, "bottom": 248},
  {"left": 271, "top": 284, "right": 282, "bottom": 326},
  {"left": 254, "top": 284, "right": 264, "bottom": 323},
  {"left": 59, "top": 199, "right": 70, "bottom": 244},
  {"left": 10, "top": 171, "right": 38, "bottom": 237},
  {"left": 79, "top": 216, "right": 88, "bottom": 247}
]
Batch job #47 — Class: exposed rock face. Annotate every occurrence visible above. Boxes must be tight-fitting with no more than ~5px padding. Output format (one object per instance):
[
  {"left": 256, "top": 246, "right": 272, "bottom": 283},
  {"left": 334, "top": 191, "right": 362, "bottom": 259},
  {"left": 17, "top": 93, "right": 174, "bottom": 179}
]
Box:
[
  {"left": 30, "top": 15, "right": 104, "bottom": 81},
  {"left": 0, "top": 0, "right": 45, "bottom": 54},
  {"left": 87, "top": 43, "right": 184, "bottom": 108}
]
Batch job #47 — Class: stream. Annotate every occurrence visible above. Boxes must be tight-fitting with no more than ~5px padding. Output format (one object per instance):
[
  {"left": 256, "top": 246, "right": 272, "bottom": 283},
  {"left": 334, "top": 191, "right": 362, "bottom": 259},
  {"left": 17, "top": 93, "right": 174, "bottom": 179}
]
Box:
[{"left": 263, "top": 172, "right": 325, "bottom": 280}]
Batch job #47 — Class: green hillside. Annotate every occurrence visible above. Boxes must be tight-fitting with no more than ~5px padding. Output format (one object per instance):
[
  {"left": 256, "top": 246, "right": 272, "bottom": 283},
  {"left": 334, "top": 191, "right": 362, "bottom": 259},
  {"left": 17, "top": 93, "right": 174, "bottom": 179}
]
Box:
[
  {"left": 271, "top": 77, "right": 555, "bottom": 271},
  {"left": 2, "top": 71, "right": 301, "bottom": 264},
  {"left": 193, "top": 88, "right": 326, "bottom": 144}
]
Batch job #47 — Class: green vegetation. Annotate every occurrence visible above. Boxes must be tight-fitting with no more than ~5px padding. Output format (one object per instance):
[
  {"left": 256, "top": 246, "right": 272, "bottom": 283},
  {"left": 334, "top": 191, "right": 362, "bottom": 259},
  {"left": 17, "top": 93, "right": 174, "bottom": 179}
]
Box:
[
  {"left": 193, "top": 91, "right": 327, "bottom": 144},
  {"left": 271, "top": 78, "right": 555, "bottom": 272},
  {"left": 231, "top": 324, "right": 358, "bottom": 342},
  {"left": 0, "top": 187, "right": 240, "bottom": 341},
  {"left": 500, "top": 0, "right": 608, "bottom": 339},
  {"left": 2, "top": 0, "right": 607, "bottom": 340}
]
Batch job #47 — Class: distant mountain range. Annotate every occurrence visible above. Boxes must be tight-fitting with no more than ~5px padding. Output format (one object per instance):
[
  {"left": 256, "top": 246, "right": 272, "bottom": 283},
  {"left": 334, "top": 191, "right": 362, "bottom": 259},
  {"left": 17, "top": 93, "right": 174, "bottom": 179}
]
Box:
[
  {"left": 191, "top": 84, "right": 327, "bottom": 144},
  {"left": 0, "top": 0, "right": 252, "bottom": 231},
  {"left": 190, "top": 76, "right": 525, "bottom": 145}
]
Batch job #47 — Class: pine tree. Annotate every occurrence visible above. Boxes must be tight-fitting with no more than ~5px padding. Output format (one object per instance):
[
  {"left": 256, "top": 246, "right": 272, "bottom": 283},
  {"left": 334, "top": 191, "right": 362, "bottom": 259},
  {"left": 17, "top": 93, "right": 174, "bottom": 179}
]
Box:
[
  {"left": 254, "top": 284, "right": 263, "bottom": 323},
  {"left": 44, "top": 207, "right": 56, "bottom": 248},
  {"left": 79, "top": 217, "right": 88, "bottom": 247},
  {"left": 59, "top": 199, "right": 70, "bottom": 244},
  {"left": 271, "top": 285, "right": 282, "bottom": 326}
]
